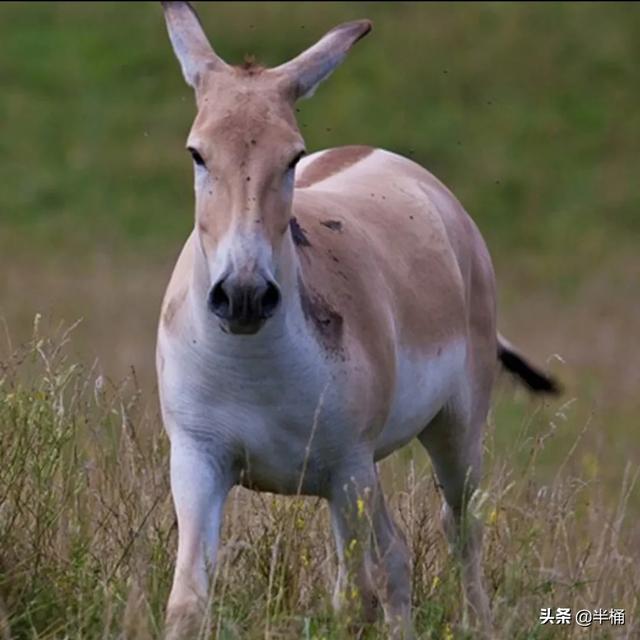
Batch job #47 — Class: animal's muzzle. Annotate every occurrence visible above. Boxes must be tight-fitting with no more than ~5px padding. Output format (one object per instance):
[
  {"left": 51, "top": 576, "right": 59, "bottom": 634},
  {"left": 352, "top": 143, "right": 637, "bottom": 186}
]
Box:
[{"left": 208, "top": 274, "right": 281, "bottom": 334}]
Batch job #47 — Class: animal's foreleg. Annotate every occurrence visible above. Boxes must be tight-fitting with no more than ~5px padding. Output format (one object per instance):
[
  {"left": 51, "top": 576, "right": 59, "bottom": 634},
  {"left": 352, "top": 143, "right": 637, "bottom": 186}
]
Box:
[
  {"left": 419, "top": 411, "right": 491, "bottom": 635},
  {"left": 165, "top": 434, "right": 232, "bottom": 639}
]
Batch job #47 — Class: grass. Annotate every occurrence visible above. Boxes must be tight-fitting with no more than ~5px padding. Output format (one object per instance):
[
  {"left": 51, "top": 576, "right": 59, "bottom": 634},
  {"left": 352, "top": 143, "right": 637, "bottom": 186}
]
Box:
[
  {"left": 1, "top": 324, "right": 638, "bottom": 639},
  {"left": 1, "top": 3, "right": 639, "bottom": 275}
]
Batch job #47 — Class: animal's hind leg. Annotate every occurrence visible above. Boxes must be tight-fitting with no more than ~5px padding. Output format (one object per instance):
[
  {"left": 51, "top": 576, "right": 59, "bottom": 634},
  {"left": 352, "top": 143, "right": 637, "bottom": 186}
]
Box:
[
  {"left": 368, "top": 476, "right": 413, "bottom": 638},
  {"left": 418, "top": 403, "right": 491, "bottom": 633},
  {"left": 329, "top": 466, "right": 380, "bottom": 629}
]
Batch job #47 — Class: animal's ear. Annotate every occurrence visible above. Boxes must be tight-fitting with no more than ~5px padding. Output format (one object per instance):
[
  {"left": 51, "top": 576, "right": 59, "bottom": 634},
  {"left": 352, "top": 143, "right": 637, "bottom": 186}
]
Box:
[
  {"left": 273, "top": 19, "right": 372, "bottom": 100},
  {"left": 161, "top": 1, "right": 228, "bottom": 89}
]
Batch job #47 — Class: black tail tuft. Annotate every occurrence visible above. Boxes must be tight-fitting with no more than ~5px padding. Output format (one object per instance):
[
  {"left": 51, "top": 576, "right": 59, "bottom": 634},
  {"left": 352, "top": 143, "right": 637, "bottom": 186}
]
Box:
[{"left": 497, "top": 341, "right": 561, "bottom": 395}]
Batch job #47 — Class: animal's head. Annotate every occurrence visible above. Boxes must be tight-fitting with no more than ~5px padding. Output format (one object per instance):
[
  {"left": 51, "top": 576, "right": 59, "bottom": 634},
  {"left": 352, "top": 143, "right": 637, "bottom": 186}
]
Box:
[{"left": 162, "top": 1, "right": 371, "bottom": 334}]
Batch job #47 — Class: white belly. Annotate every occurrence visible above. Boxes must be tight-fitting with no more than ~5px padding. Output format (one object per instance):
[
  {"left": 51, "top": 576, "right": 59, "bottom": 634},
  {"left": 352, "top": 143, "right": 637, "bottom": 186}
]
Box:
[
  {"left": 374, "top": 340, "right": 467, "bottom": 460},
  {"left": 159, "top": 319, "right": 466, "bottom": 494},
  {"left": 158, "top": 325, "right": 359, "bottom": 495}
]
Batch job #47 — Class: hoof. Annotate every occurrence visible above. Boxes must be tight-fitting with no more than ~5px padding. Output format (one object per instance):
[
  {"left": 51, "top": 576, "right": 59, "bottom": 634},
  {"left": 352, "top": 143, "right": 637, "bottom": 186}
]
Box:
[{"left": 164, "top": 601, "right": 205, "bottom": 640}]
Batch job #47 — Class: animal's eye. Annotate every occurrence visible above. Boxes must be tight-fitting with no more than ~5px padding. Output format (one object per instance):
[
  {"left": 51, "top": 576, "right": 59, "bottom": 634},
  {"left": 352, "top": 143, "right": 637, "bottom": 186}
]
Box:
[
  {"left": 288, "top": 150, "right": 306, "bottom": 171},
  {"left": 188, "top": 147, "right": 206, "bottom": 167}
]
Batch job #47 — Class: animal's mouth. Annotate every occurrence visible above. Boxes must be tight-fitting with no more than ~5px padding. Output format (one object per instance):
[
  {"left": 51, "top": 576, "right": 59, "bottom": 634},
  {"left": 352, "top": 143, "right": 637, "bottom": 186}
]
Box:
[{"left": 219, "top": 318, "right": 266, "bottom": 336}]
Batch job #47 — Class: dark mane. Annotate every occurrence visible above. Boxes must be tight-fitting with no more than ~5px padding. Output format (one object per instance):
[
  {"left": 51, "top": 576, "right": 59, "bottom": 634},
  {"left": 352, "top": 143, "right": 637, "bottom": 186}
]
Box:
[{"left": 235, "top": 54, "right": 266, "bottom": 75}]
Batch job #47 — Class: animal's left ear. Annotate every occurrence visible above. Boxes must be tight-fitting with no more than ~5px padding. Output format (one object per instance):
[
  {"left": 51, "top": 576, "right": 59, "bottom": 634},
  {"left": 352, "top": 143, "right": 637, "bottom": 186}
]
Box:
[
  {"left": 273, "top": 19, "right": 372, "bottom": 100},
  {"left": 162, "top": 1, "right": 229, "bottom": 89}
]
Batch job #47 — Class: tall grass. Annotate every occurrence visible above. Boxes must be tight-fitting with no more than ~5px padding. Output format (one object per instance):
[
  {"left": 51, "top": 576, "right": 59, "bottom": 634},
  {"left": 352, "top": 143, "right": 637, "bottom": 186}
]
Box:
[{"left": 1, "top": 322, "right": 638, "bottom": 638}]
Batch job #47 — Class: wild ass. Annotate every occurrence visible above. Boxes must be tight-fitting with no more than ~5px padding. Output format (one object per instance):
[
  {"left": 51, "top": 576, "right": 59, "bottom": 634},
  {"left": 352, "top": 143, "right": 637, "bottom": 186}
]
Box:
[{"left": 156, "top": 2, "right": 558, "bottom": 637}]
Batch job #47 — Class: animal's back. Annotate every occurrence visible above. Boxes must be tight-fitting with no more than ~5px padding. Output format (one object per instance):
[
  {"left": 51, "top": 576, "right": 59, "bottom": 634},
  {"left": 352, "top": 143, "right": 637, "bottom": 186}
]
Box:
[{"left": 293, "top": 146, "right": 495, "bottom": 353}]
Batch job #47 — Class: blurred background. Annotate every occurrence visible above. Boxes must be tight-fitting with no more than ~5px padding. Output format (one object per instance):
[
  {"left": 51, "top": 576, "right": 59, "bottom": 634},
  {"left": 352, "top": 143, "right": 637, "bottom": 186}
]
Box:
[{"left": 1, "top": 2, "right": 638, "bottom": 499}]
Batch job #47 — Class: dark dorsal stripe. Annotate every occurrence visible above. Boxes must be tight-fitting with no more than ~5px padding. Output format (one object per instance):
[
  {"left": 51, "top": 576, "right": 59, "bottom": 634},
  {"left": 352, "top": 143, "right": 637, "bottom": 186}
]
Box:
[{"left": 295, "top": 145, "right": 374, "bottom": 188}]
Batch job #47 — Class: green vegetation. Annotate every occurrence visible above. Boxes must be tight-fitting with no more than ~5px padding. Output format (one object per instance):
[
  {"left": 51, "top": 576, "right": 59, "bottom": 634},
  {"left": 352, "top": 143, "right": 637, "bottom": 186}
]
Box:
[
  {"left": 1, "top": 3, "right": 638, "bottom": 276},
  {"left": 1, "top": 3, "right": 638, "bottom": 638},
  {"left": 1, "top": 328, "right": 637, "bottom": 638}
]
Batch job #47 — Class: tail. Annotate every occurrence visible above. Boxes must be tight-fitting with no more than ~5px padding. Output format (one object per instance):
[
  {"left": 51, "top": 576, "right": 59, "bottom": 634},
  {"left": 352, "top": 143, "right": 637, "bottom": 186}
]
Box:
[{"left": 497, "top": 333, "right": 561, "bottom": 394}]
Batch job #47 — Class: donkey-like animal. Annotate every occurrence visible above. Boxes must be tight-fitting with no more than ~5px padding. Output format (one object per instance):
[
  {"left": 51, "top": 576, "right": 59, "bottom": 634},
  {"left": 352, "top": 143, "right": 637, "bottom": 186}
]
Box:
[{"left": 156, "top": 3, "right": 558, "bottom": 637}]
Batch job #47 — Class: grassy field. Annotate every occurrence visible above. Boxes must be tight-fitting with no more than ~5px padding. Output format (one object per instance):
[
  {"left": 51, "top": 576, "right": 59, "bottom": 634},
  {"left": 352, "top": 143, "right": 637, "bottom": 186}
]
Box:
[
  {"left": 1, "top": 326, "right": 638, "bottom": 639},
  {"left": 1, "top": 2, "right": 639, "bottom": 638}
]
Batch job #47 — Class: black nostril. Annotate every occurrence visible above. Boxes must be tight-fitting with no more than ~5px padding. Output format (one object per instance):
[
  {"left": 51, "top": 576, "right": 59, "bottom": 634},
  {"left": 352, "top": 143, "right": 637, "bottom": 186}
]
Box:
[
  {"left": 209, "top": 280, "right": 230, "bottom": 318},
  {"left": 260, "top": 281, "right": 281, "bottom": 318}
]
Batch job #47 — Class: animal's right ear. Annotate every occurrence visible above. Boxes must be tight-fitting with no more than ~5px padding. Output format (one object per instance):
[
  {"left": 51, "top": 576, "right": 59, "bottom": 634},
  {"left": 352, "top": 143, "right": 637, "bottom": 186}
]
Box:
[{"left": 161, "top": 1, "right": 228, "bottom": 89}]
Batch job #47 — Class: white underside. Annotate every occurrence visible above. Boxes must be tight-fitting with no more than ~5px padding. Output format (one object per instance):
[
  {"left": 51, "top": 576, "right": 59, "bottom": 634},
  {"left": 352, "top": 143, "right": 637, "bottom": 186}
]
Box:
[
  {"left": 159, "top": 310, "right": 467, "bottom": 495},
  {"left": 374, "top": 340, "right": 467, "bottom": 460}
]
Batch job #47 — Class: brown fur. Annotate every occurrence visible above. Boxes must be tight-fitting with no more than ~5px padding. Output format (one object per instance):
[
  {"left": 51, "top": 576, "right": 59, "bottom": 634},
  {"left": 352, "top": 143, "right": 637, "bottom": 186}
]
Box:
[
  {"left": 295, "top": 146, "right": 374, "bottom": 188},
  {"left": 187, "top": 72, "right": 304, "bottom": 253},
  {"left": 162, "top": 286, "right": 188, "bottom": 330},
  {"left": 291, "top": 157, "right": 472, "bottom": 354}
]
